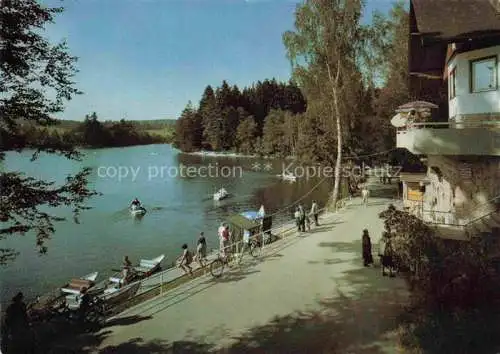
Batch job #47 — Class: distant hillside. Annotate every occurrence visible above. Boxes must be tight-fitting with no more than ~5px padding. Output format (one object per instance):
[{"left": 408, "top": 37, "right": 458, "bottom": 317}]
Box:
[{"left": 51, "top": 119, "right": 176, "bottom": 130}]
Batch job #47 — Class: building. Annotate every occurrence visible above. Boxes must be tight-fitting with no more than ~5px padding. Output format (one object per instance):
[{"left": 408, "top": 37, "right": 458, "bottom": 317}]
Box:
[{"left": 394, "top": 0, "right": 500, "bottom": 241}]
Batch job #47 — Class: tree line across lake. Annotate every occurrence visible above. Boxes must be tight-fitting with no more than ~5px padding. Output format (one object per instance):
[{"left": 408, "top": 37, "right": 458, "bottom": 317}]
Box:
[
  {"left": 173, "top": 1, "right": 421, "bottom": 170},
  {"left": 2, "top": 113, "right": 176, "bottom": 150}
]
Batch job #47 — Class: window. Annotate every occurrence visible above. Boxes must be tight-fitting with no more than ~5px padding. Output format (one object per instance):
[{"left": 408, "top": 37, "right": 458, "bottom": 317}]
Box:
[
  {"left": 449, "top": 67, "right": 456, "bottom": 99},
  {"left": 470, "top": 56, "right": 498, "bottom": 93}
]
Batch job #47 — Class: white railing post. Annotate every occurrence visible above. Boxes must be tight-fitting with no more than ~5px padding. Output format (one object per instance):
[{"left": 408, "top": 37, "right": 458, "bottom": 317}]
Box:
[{"left": 160, "top": 272, "right": 163, "bottom": 295}]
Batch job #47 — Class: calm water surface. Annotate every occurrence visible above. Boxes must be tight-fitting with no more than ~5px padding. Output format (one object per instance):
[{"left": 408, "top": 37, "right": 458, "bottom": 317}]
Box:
[{"left": 0, "top": 144, "right": 332, "bottom": 305}]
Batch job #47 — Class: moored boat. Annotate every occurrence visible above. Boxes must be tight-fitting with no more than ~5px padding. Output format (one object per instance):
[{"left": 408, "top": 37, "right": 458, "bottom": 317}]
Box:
[
  {"left": 91, "top": 254, "right": 165, "bottom": 306},
  {"left": 60, "top": 272, "right": 99, "bottom": 295}
]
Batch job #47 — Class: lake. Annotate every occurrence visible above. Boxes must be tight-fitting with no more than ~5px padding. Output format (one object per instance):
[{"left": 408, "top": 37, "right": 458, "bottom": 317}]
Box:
[{"left": 0, "top": 144, "right": 333, "bottom": 305}]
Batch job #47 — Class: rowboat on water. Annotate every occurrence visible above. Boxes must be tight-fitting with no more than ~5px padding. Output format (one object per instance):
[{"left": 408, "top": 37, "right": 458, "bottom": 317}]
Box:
[
  {"left": 130, "top": 204, "right": 147, "bottom": 216},
  {"left": 213, "top": 187, "right": 229, "bottom": 201}
]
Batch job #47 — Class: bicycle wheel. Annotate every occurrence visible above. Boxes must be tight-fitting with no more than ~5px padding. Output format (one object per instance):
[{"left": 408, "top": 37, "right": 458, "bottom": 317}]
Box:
[
  {"left": 249, "top": 241, "right": 262, "bottom": 258},
  {"left": 210, "top": 258, "right": 225, "bottom": 278}
]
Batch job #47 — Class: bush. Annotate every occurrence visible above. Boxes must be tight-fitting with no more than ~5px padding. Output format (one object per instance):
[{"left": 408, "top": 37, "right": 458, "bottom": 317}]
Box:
[{"left": 380, "top": 205, "right": 500, "bottom": 353}]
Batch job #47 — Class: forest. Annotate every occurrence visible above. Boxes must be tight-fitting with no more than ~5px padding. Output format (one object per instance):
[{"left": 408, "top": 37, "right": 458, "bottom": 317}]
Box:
[
  {"left": 174, "top": 1, "right": 415, "bottom": 170},
  {"left": 2, "top": 114, "right": 175, "bottom": 150}
]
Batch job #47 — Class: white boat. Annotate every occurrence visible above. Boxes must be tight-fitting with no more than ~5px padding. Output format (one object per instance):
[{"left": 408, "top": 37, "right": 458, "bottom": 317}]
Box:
[
  {"left": 213, "top": 188, "right": 229, "bottom": 201},
  {"left": 277, "top": 172, "right": 297, "bottom": 182},
  {"left": 130, "top": 204, "right": 147, "bottom": 216},
  {"left": 92, "top": 254, "right": 165, "bottom": 306},
  {"left": 108, "top": 254, "right": 165, "bottom": 285},
  {"left": 99, "top": 282, "right": 141, "bottom": 306},
  {"left": 60, "top": 272, "right": 99, "bottom": 295}
]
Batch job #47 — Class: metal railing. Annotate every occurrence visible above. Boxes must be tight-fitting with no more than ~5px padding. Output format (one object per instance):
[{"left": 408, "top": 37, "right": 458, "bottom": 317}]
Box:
[
  {"left": 418, "top": 196, "right": 500, "bottom": 234},
  {"left": 113, "top": 204, "right": 339, "bottom": 313},
  {"left": 396, "top": 120, "right": 500, "bottom": 133}
]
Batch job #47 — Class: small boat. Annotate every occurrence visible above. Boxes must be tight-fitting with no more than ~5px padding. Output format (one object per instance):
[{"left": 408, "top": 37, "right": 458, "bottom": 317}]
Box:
[
  {"left": 130, "top": 204, "right": 147, "bottom": 216},
  {"left": 99, "top": 282, "right": 141, "bottom": 306},
  {"left": 93, "top": 255, "right": 165, "bottom": 306},
  {"left": 213, "top": 188, "right": 229, "bottom": 201},
  {"left": 277, "top": 172, "right": 297, "bottom": 182},
  {"left": 28, "top": 272, "right": 100, "bottom": 321},
  {"left": 60, "top": 272, "right": 99, "bottom": 295},
  {"left": 108, "top": 254, "right": 165, "bottom": 285}
]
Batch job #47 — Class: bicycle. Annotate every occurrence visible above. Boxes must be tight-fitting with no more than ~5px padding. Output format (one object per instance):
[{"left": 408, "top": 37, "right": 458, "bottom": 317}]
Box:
[{"left": 210, "top": 238, "right": 261, "bottom": 278}]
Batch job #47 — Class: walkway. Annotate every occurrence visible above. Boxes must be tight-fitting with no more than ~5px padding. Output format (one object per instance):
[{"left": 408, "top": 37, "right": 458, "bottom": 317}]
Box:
[{"left": 54, "top": 186, "right": 410, "bottom": 353}]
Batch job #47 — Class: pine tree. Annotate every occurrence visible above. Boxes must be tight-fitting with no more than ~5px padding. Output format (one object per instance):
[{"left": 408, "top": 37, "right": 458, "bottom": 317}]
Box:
[
  {"left": 174, "top": 101, "right": 203, "bottom": 152},
  {"left": 236, "top": 115, "right": 258, "bottom": 154}
]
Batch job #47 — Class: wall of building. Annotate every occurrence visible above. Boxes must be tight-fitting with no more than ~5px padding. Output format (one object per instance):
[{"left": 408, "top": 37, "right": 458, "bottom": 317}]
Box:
[
  {"left": 424, "top": 155, "right": 500, "bottom": 222},
  {"left": 448, "top": 45, "right": 500, "bottom": 120}
]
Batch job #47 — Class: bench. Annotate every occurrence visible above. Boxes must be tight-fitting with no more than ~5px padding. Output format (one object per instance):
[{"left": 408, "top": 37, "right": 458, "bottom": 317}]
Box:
[{"left": 61, "top": 278, "right": 94, "bottom": 295}]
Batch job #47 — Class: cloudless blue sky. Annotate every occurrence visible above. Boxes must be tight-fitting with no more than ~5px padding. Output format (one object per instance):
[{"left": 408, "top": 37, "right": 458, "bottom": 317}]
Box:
[{"left": 44, "top": 0, "right": 400, "bottom": 121}]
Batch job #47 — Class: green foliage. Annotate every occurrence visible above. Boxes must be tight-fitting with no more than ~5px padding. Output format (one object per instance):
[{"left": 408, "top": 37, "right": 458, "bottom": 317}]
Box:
[
  {"left": 176, "top": 79, "right": 306, "bottom": 154},
  {"left": 236, "top": 115, "right": 258, "bottom": 154},
  {"left": 0, "top": 0, "right": 102, "bottom": 263},
  {"left": 380, "top": 205, "right": 500, "bottom": 353},
  {"left": 379, "top": 204, "right": 499, "bottom": 310},
  {"left": 174, "top": 102, "right": 203, "bottom": 152}
]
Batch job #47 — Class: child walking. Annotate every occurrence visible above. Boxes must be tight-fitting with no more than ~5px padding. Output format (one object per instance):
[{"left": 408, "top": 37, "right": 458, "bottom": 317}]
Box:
[{"left": 177, "top": 244, "right": 193, "bottom": 276}]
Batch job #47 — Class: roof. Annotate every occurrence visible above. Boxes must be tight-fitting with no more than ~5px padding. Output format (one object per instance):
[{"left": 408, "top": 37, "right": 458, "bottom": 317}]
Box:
[
  {"left": 412, "top": 0, "right": 500, "bottom": 43},
  {"left": 226, "top": 214, "right": 260, "bottom": 231}
]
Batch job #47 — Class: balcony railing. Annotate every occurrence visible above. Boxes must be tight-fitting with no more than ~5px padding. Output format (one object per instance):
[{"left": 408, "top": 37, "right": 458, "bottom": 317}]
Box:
[
  {"left": 396, "top": 120, "right": 500, "bottom": 133},
  {"left": 416, "top": 195, "right": 500, "bottom": 234}
]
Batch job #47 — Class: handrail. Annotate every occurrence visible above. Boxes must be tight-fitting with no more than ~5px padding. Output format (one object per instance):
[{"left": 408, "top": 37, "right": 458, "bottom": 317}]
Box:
[{"left": 420, "top": 195, "right": 500, "bottom": 229}]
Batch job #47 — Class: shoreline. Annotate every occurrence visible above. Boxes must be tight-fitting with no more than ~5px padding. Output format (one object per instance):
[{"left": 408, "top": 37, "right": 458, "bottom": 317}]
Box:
[{"left": 185, "top": 150, "right": 296, "bottom": 160}]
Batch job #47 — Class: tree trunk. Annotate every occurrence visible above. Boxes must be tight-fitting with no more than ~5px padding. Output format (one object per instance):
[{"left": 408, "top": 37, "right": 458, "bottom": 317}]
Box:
[{"left": 327, "top": 62, "right": 343, "bottom": 210}]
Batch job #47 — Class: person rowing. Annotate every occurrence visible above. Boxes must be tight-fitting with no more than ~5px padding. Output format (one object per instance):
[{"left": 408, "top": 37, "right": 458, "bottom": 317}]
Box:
[{"left": 130, "top": 198, "right": 141, "bottom": 208}]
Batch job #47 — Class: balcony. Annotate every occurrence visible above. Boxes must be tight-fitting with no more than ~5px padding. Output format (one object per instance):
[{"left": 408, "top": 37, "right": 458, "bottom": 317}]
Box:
[{"left": 396, "top": 121, "right": 500, "bottom": 156}]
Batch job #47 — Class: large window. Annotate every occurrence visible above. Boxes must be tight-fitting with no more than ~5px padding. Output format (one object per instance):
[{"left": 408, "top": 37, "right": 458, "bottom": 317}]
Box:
[
  {"left": 470, "top": 56, "right": 498, "bottom": 93},
  {"left": 449, "top": 67, "right": 456, "bottom": 99}
]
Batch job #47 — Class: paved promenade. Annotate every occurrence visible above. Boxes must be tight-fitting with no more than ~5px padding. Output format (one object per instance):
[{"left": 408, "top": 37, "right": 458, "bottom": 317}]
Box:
[{"left": 55, "top": 187, "right": 409, "bottom": 353}]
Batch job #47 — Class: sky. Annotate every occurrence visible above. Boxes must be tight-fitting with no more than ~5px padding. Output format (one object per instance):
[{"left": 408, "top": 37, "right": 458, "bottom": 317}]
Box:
[{"left": 43, "top": 0, "right": 399, "bottom": 121}]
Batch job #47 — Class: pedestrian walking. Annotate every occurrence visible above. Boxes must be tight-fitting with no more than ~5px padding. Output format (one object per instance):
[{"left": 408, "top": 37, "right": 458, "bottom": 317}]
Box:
[
  {"left": 195, "top": 232, "right": 207, "bottom": 268},
  {"left": 305, "top": 213, "right": 311, "bottom": 231},
  {"left": 298, "top": 204, "right": 306, "bottom": 232},
  {"left": 361, "top": 185, "right": 370, "bottom": 206},
  {"left": 177, "top": 244, "right": 193, "bottom": 276},
  {"left": 218, "top": 223, "right": 230, "bottom": 257},
  {"left": 294, "top": 207, "right": 301, "bottom": 232},
  {"left": 362, "top": 229, "right": 374, "bottom": 267},
  {"left": 310, "top": 200, "right": 319, "bottom": 226}
]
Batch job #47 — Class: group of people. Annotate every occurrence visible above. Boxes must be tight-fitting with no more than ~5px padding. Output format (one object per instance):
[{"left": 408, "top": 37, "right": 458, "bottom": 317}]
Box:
[
  {"left": 176, "top": 231, "right": 208, "bottom": 276},
  {"left": 361, "top": 229, "right": 396, "bottom": 277},
  {"left": 294, "top": 201, "right": 320, "bottom": 232}
]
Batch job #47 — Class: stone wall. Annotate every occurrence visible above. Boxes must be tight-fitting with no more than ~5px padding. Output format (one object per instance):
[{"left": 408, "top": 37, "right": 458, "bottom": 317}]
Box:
[{"left": 425, "top": 155, "right": 500, "bottom": 221}]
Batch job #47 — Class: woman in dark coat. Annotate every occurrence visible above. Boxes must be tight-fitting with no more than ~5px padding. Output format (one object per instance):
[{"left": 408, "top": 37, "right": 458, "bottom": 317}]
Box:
[{"left": 362, "top": 229, "right": 373, "bottom": 267}]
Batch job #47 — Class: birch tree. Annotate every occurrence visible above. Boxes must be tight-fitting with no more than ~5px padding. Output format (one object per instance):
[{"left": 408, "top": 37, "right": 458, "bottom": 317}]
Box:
[{"left": 283, "top": 0, "right": 365, "bottom": 209}]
